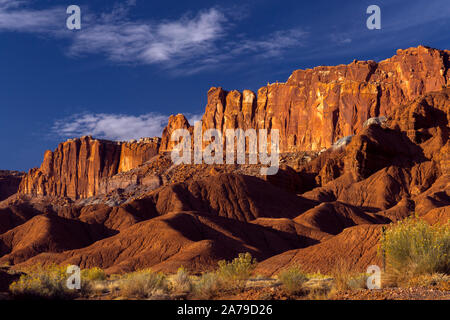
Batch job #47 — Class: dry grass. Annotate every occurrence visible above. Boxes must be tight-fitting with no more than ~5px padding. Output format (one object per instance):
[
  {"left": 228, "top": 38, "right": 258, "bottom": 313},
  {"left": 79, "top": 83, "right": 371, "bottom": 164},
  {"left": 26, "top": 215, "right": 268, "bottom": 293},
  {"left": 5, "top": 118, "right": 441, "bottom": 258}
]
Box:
[
  {"left": 278, "top": 265, "right": 308, "bottom": 295},
  {"left": 406, "top": 273, "right": 450, "bottom": 290},
  {"left": 118, "top": 269, "right": 168, "bottom": 299},
  {"left": 171, "top": 267, "right": 192, "bottom": 294},
  {"left": 190, "top": 272, "right": 222, "bottom": 299},
  {"left": 328, "top": 259, "right": 367, "bottom": 295}
]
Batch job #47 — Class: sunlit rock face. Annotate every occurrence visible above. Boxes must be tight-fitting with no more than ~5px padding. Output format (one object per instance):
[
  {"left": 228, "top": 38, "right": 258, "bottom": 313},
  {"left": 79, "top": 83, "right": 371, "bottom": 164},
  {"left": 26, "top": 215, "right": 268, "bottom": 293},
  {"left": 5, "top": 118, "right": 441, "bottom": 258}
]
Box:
[
  {"left": 164, "top": 46, "right": 449, "bottom": 153},
  {"left": 17, "top": 46, "right": 450, "bottom": 201},
  {"left": 19, "top": 136, "right": 159, "bottom": 200}
]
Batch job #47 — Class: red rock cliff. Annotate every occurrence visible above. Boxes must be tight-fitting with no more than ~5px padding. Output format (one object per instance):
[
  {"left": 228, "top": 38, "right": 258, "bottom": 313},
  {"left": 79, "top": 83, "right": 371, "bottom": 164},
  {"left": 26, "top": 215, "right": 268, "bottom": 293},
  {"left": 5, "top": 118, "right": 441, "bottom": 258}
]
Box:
[
  {"left": 19, "top": 136, "right": 160, "bottom": 199},
  {"left": 162, "top": 46, "right": 449, "bottom": 152}
]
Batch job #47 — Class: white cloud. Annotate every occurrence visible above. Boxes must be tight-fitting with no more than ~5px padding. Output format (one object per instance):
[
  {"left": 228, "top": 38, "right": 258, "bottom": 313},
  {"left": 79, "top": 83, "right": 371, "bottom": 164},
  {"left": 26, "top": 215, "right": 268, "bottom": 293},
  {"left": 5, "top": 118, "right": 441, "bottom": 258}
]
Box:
[
  {"left": 0, "top": 1, "right": 309, "bottom": 73},
  {"left": 69, "top": 7, "right": 227, "bottom": 65},
  {"left": 186, "top": 113, "right": 203, "bottom": 125},
  {"left": 52, "top": 112, "right": 204, "bottom": 141},
  {"left": 230, "top": 29, "right": 308, "bottom": 58},
  {"left": 0, "top": 0, "right": 63, "bottom": 33},
  {"left": 53, "top": 113, "right": 170, "bottom": 141}
]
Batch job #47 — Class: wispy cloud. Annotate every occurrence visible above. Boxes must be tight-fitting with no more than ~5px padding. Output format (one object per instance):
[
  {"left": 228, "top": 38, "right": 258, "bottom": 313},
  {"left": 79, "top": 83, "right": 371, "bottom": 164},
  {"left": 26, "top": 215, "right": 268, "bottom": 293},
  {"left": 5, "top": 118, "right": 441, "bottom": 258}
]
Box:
[
  {"left": 228, "top": 28, "right": 308, "bottom": 58},
  {"left": 69, "top": 6, "right": 227, "bottom": 66},
  {"left": 0, "top": 0, "right": 64, "bottom": 33},
  {"left": 52, "top": 112, "right": 203, "bottom": 141},
  {"left": 0, "top": 1, "right": 308, "bottom": 73},
  {"left": 171, "top": 27, "right": 308, "bottom": 75},
  {"left": 329, "top": 33, "right": 352, "bottom": 45},
  {"left": 52, "top": 113, "right": 169, "bottom": 141}
]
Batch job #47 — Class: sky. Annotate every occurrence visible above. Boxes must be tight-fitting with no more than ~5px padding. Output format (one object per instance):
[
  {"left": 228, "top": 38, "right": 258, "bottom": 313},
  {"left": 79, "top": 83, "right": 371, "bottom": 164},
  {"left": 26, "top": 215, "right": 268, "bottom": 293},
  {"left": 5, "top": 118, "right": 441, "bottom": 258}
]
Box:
[{"left": 0, "top": 0, "right": 449, "bottom": 171}]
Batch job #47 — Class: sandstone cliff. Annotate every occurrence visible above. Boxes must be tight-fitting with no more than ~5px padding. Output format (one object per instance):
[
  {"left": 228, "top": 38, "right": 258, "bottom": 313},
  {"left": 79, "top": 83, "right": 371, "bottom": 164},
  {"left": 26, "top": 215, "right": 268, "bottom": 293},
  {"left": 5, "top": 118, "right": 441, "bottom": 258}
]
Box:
[
  {"left": 18, "top": 136, "right": 160, "bottom": 199},
  {"left": 18, "top": 46, "right": 449, "bottom": 201},
  {"left": 162, "top": 46, "right": 449, "bottom": 152}
]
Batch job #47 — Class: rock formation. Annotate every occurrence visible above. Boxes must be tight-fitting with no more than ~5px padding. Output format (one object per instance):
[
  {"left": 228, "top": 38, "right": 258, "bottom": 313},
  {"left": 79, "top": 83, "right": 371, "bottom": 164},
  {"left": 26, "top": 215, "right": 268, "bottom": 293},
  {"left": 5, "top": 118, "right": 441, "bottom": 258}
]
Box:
[
  {"left": 162, "top": 46, "right": 449, "bottom": 152},
  {"left": 18, "top": 46, "right": 449, "bottom": 201},
  {"left": 18, "top": 136, "right": 159, "bottom": 200}
]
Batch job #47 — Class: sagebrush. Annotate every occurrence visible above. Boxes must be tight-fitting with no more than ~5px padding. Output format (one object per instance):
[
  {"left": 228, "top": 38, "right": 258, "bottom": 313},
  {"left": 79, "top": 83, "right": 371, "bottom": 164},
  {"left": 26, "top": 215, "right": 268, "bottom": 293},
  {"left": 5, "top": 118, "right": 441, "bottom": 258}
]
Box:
[
  {"left": 217, "top": 253, "right": 257, "bottom": 287},
  {"left": 278, "top": 266, "right": 308, "bottom": 294},
  {"left": 379, "top": 217, "right": 450, "bottom": 285},
  {"left": 119, "top": 269, "right": 167, "bottom": 298}
]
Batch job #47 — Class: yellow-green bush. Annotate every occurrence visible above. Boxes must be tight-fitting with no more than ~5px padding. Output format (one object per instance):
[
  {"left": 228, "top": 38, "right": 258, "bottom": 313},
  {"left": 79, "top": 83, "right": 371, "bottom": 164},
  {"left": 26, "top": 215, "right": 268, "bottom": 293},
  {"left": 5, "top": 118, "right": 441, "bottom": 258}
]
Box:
[
  {"left": 278, "top": 266, "right": 308, "bottom": 294},
  {"left": 380, "top": 217, "right": 450, "bottom": 284},
  {"left": 119, "top": 269, "right": 167, "bottom": 299},
  {"left": 9, "top": 264, "right": 76, "bottom": 300},
  {"left": 81, "top": 267, "right": 106, "bottom": 281},
  {"left": 78, "top": 267, "right": 108, "bottom": 297},
  {"left": 217, "top": 253, "right": 257, "bottom": 287},
  {"left": 192, "top": 272, "right": 221, "bottom": 299}
]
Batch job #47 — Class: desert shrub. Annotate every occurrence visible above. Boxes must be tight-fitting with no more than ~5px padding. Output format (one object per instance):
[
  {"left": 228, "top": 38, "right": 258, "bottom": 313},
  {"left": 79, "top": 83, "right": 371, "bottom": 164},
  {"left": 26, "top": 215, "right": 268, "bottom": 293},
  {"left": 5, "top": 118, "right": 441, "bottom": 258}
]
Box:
[
  {"left": 171, "top": 266, "right": 192, "bottom": 294},
  {"left": 119, "top": 269, "right": 167, "bottom": 299},
  {"left": 346, "top": 274, "right": 368, "bottom": 290},
  {"left": 406, "top": 273, "right": 450, "bottom": 289},
  {"left": 81, "top": 267, "right": 106, "bottom": 281},
  {"left": 329, "top": 259, "right": 368, "bottom": 293},
  {"left": 305, "top": 272, "right": 331, "bottom": 279},
  {"left": 79, "top": 267, "right": 108, "bottom": 297},
  {"left": 192, "top": 272, "right": 221, "bottom": 299},
  {"left": 9, "top": 264, "right": 76, "bottom": 300},
  {"left": 278, "top": 266, "right": 308, "bottom": 295},
  {"left": 217, "top": 253, "right": 257, "bottom": 288},
  {"left": 379, "top": 217, "right": 450, "bottom": 284}
]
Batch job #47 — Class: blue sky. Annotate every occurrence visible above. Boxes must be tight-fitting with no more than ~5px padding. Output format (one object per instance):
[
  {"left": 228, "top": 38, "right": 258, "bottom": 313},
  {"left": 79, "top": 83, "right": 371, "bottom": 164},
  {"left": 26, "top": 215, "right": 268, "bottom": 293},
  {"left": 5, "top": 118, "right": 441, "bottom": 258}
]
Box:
[{"left": 1, "top": 0, "right": 449, "bottom": 171}]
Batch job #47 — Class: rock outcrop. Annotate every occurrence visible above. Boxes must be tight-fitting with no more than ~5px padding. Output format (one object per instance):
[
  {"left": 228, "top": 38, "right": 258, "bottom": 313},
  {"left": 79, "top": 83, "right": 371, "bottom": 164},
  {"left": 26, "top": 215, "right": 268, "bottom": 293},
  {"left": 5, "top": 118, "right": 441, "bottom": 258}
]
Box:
[
  {"left": 160, "top": 114, "right": 192, "bottom": 153},
  {"left": 19, "top": 136, "right": 160, "bottom": 200},
  {"left": 17, "top": 46, "right": 449, "bottom": 201},
  {"left": 162, "top": 46, "right": 449, "bottom": 152}
]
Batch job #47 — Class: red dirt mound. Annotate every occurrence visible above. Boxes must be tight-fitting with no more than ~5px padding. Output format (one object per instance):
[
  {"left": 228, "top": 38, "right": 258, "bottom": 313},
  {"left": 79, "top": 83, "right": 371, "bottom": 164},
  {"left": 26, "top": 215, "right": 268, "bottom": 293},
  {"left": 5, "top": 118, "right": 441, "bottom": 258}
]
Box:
[
  {"left": 15, "top": 211, "right": 309, "bottom": 274},
  {"left": 293, "top": 201, "right": 388, "bottom": 235},
  {"left": 255, "top": 224, "right": 384, "bottom": 276},
  {"left": 147, "top": 174, "right": 316, "bottom": 221},
  {"left": 0, "top": 214, "right": 111, "bottom": 265}
]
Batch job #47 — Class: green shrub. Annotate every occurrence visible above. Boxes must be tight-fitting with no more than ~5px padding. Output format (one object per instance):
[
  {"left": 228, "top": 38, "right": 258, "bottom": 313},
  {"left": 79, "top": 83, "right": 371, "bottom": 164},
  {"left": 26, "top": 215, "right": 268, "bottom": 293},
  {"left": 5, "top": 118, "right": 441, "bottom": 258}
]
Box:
[
  {"left": 380, "top": 217, "right": 450, "bottom": 284},
  {"left": 9, "top": 264, "right": 76, "bottom": 300},
  {"left": 81, "top": 267, "right": 106, "bottom": 281},
  {"left": 78, "top": 267, "right": 108, "bottom": 297},
  {"left": 217, "top": 253, "right": 257, "bottom": 287},
  {"left": 119, "top": 269, "right": 167, "bottom": 299},
  {"left": 278, "top": 266, "right": 308, "bottom": 295}
]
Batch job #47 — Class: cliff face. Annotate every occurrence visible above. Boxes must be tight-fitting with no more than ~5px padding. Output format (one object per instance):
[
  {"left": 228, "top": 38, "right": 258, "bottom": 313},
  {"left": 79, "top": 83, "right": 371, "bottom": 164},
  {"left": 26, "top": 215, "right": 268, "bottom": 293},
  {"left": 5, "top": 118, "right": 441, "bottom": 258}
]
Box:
[
  {"left": 162, "top": 46, "right": 449, "bottom": 152},
  {"left": 160, "top": 114, "right": 192, "bottom": 153},
  {"left": 19, "top": 136, "right": 160, "bottom": 199},
  {"left": 17, "top": 46, "right": 449, "bottom": 201}
]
